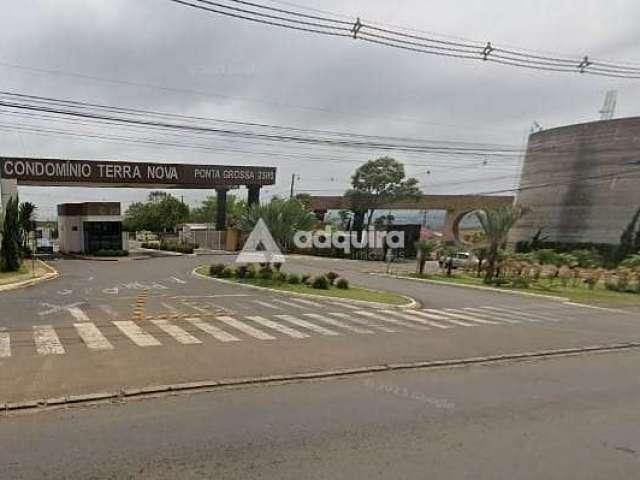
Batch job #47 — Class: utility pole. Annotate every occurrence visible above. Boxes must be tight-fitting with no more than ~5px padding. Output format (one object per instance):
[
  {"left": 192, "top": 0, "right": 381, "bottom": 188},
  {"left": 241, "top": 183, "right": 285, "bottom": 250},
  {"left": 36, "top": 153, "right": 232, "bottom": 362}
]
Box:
[{"left": 289, "top": 173, "right": 296, "bottom": 199}]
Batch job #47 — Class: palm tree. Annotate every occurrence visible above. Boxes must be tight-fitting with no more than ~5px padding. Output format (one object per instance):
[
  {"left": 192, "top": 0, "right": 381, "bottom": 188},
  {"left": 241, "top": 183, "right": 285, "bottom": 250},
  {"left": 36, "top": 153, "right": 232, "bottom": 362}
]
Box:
[
  {"left": 475, "top": 206, "right": 527, "bottom": 283},
  {"left": 18, "top": 202, "right": 37, "bottom": 252},
  {"left": 415, "top": 240, "right": 435, "bottom": 274},
  {"left": 238, "top": 197, "right": 316, "bottom": 253}
]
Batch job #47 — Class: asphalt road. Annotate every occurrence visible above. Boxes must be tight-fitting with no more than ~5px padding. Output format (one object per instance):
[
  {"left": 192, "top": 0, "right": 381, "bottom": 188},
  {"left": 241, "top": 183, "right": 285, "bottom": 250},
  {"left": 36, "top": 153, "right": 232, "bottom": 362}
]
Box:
[
  {"left": 1, "top": 254, "right": 639, "bottom": 403},
  {"left": 4, "top": 349, "right": 640, "bottom": 479}
]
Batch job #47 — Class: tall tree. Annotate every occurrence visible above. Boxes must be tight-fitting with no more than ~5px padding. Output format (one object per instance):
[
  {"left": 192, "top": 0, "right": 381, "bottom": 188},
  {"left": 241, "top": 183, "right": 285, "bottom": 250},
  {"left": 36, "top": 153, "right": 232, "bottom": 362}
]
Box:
[
  {"left": 346, "top": 157, "right": 422, "bottom": 228},
  {"left": 475, "top": 206, "right": 527, "bottom": 282},
  {"left": 18, "top": 201, "right": 37, "bottom": 251},
  {"left": 123, "top": 193, "right": 189, "bottom": 232},
  {"left": 189, "top": 194, "right": 246, "bottom": 227},
  {"left": 1, "top": 197, "right": 22, "bottom": 272}
]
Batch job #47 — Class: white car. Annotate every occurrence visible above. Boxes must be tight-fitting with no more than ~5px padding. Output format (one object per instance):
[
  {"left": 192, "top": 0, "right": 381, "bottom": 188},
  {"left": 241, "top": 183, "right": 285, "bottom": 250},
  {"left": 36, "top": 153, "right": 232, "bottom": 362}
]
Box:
[{"left": 441, "top": 252, "right": 477, "bottom": 269}]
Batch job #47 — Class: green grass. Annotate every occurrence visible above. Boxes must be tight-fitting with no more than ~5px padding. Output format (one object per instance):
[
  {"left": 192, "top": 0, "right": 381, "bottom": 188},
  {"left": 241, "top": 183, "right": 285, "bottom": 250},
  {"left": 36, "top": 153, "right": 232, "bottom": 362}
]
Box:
[
  {"left": 0, "top": 261, "right": 48, "bottom": 286},
  {"left": 196, "top": 266, "right": 408, "bottom": 305},
  {"left": 405, "top": 272, "right": 640, "bottom": 306}
]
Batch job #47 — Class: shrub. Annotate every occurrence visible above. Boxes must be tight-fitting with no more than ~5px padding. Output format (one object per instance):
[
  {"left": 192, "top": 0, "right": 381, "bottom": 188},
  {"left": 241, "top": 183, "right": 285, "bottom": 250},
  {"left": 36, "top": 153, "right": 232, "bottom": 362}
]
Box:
[
  {"left": 621, "top": 255, "right": 640, "bottom": 269},
  {"left": 93, "top": 249, "right": 129, "bottom": 257},
  {"left": 272, "top": 271, "right": 287, "bottom": 283},
  {"left": 301, "top": 274, "right": 311, "bottom": 284},
  {"left": 335, "top": 278, "right": 349, "bottom": 289},
  {"left": 209, "top": 263, "right": 226, "bottom": 276},
  {"left": 245, "top": 264, "right": 257, "bottom": 279},
  {"left": 220, "top": 266, "right": 235, "bottom": 278},
  {"left": 287, "top": 273, "right": 301, "bottom": 284},
  {"left": 311, "top": 275, "right": 330, "bottom": 289},
  {"left": 510, "top": 276, "right": 529, "bottom": 289},
  {"left": 273, "top": 262, "right": 283, "bottom": 272},
  {"left": 259, "top": 265, "right": 273, "bottom": 280},
  {"left": 326, "top": 271, "right": 339, "bottom": 285}
]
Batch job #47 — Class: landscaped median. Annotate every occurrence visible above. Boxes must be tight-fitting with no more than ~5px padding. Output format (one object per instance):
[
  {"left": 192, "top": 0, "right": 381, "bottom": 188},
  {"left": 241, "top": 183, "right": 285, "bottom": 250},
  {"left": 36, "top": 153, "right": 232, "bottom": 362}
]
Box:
[
  {"left": 395, "top": 272, "right": 640, "bottom": 306},
  {"left": 0, "top": 260, "right": 58, "bottom": 291},
  {"left": 194, "top": 263, "right": 413, "bottom": 306}
]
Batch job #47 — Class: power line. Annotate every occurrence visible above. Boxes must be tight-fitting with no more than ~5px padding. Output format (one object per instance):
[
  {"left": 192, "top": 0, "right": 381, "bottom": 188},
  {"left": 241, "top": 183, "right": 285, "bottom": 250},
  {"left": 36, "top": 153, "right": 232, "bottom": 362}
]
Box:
[{"left": 164, "top": 0, "right": 640, "bottom": 79}]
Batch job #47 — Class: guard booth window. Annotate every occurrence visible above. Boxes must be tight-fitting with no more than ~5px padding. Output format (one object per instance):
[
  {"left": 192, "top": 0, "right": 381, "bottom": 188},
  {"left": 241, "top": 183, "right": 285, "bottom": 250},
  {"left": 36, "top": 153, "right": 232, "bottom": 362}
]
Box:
[{"left": 83, "top": 222, "right": 122, "bottom": 252}]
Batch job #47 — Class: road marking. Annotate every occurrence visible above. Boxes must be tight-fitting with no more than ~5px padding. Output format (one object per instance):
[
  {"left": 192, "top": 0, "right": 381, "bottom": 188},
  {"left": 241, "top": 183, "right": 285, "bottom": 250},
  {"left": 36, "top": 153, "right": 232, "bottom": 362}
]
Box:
[
  {"left": 185, "top": 318, "right": 240, "bottom": 342},
  {"left": 99, "top": 304, "right": 119, "bottom": 319},
  {"left": 150, "top": 320, "right": 202, "bottom": 344},
  {"left": 113, "top": 321, "right": 161, "bottom": 347},
  {"left": 183, "top": 302, "right": 210, "bottom": 314},
  {"left": 245, "top": 316, "right": 310, "bottom": 339},
  {"left": 33, "top": 325, "right": 66, "bottom": 355},
  {"left": 420, "top": 309, "right": 476, "bottom": 327},
  {"left": 38, "top": 301, "right": 84, "bottom": 316},
  {"left": 170, "top": 276, "right": 187, "bottom": 284},
  {"left": 286, "top": 298, "right": 323, "bottom": 307},
  {"left": 382, "top": 310, "right": 451, "bottom": 329},
  {"left": 0, "top": 329, "right": 10, "bottom": 358},
  {"left": 74, "top": 323, "right": 114, "bottom": 350},
  {"left": 463, "top": 307, "right": 521, "bottom": 324},
  {"left": 328, "top": 312, "right": 397, "bottom": 333},
  {"left": 272, "top": 299, "right": 308, "bottom": 309},
  {"left": 68, "top": 306, "right": 90, "bottom": 323},
  {"left": 304, "top": 313, "right": 374, "bottom": 334},
  {"left": 275, "top": 314, "right": 341, "bottom": 336},
  {"left": 252, "top": 300, "right": 281, "bottom": 309},
  {"left": 443, "top": 309, "right": 502, "bottom": 325},
  {"left": 327, "top": 301, "right": 361, "bottom": 310},
  {"left": 217, "top": 316, "right": 276, "bottom": 340},
  {"left": 481, "top": 306, "right": 552, "bottom": 322},
  {"left": 354, "top": 310, "right": 430, "bottom": 331}
]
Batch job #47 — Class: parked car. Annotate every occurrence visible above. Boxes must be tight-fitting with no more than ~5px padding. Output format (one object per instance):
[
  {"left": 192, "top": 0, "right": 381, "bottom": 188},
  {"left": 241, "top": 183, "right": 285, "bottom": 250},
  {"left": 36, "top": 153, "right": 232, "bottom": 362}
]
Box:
[{"left": 440, "top": 251, "right": 478, "bottom": 269}]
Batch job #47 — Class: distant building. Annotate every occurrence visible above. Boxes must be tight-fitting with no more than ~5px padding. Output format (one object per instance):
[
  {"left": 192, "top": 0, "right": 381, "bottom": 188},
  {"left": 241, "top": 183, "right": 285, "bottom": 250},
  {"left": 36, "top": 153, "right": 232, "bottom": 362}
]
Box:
[{"left": 58, "top": 202, "right": 129, "bottom": 254}]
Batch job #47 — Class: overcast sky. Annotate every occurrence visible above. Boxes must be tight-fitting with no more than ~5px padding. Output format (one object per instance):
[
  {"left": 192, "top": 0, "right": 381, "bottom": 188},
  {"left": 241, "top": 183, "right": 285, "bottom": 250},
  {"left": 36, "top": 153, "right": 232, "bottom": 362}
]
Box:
[{"left": 1, "top": 0, "right": 639, "bottom": 219}]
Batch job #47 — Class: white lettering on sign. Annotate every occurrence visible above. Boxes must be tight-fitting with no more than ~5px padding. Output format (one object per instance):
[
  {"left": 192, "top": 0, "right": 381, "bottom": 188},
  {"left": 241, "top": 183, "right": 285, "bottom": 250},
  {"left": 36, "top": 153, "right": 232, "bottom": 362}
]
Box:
[
  {"left": 223, "top": 169, "right": 255, "bottom": 180},
  {"left": 147, "top": 165, "right": 178, "bottom": 180},
  {"left": 3, "top": 160, "right": 93, "bottom": 178},
  {"left": 194, "top": 168, "right": 221, "bottom": 179}
]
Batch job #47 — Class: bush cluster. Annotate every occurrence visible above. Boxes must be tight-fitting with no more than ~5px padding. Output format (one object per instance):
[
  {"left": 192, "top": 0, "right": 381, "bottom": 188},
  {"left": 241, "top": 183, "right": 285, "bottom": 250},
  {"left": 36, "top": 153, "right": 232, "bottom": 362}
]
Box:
[
  {"left": 92, "top": 249, "right": 129, "bottom": 257},
  {"left": 206, "top": 264, "right": 350, "bottom": 290},
  {"left": 142, "top": 240, "right": 197, "bottom": 254}
]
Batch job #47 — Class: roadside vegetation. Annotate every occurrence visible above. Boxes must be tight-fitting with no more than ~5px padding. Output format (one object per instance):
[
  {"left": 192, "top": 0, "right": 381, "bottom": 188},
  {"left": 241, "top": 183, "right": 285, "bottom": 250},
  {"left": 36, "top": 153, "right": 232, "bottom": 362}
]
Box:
[
  {"left": 1, "top": 196, "right": 39, "bottom": 278},
  {"left": 197, "top": 263, "right": 408, "bottom": 305},
  {"left": 409, "top": 205, "right": 640, "bottom": 306}
]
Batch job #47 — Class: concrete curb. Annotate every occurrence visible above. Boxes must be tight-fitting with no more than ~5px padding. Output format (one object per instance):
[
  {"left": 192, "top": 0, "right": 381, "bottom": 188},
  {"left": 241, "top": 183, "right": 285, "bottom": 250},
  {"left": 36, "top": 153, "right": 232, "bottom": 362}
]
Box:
[
  {"left": 4, "top": 341, "right": 640, "bottom": 414},
  {"left": 0, "top": 261, "right": 59, "bottom": 293},
  {"left": 192, "top": 267, "right": 418, "bottom": 309},
  {"left": 376, "top": 273, "right": 570, "bottom": 302}
]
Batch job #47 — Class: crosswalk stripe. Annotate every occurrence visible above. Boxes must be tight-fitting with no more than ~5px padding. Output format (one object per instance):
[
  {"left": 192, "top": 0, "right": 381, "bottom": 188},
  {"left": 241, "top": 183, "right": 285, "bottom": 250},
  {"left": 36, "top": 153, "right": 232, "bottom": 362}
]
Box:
[
  {"left": 68, "top": 306, "right": 90, "bottom": 322},
  {"left": 354, "top": 310, "right": 430, "bottom": 331},
  {"left": 252, "top": 300, "right": 281, "bottom": 309},
  {"left": 480, "top": 306, "right": 553, "bottom": 322},
  {"left": 304, "top": 313, "right": 374, "bottom": 334},
  {"left": 463, "top": 308, "right": 521, "bottom": 324},
  {"left": 245, "top": 316, "right": 310, "bottom": 339},
  {"left": 327, "top": 301, "right": 361, "bottom": 310},
  {"left": 33, "top": 325, "right": 66, "bottom": 355},
  {"left": 275, "top": 314, "right": 341, "bottom": 336},
  {"left": 382, "top": 310, "right": 451, "bottom": 329},
  {"left": 328, "top": 312, "right": 397, "bottom": 333},
  {"left": 272, "top": 299, "right": 308, "bottom": 309},
  {"left": 183, "top": 302, "right": 210, "bottom": 314},
  {"left": 113, "top": 321, "right": 161, "bottom": 347},
  {"left": 74, "top": 323, "right": 114, "bottom": 350},
  {"left": 217, "top": 316, "right": 276, "bottom": 340},
  {"left": 420, "top": 310, "right": 476, "bottom": 327},
  {"left": 443, "top": 309, "right": 502, "bottom": 325},
  {"left": 150, "top": 320, "right": 202, "bottom": 344},
  {"left": 286, "top": 297, "right": 323, "bottom": 307},
  {"left": 186, "top": 318, "right": 240, "bottom": 342},
  {"left": 500, "top": 306, "right": 564, "bottom": 322},
  {"left": 0, "top": 329, "right": 10, "bottom": 358}
]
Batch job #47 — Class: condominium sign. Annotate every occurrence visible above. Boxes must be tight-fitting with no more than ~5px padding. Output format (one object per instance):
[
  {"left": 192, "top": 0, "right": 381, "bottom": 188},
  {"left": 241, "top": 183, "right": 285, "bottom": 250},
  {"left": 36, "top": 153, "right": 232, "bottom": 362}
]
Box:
[{"left": 0, "top": 157, "right": 276, "bottom": 187}]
